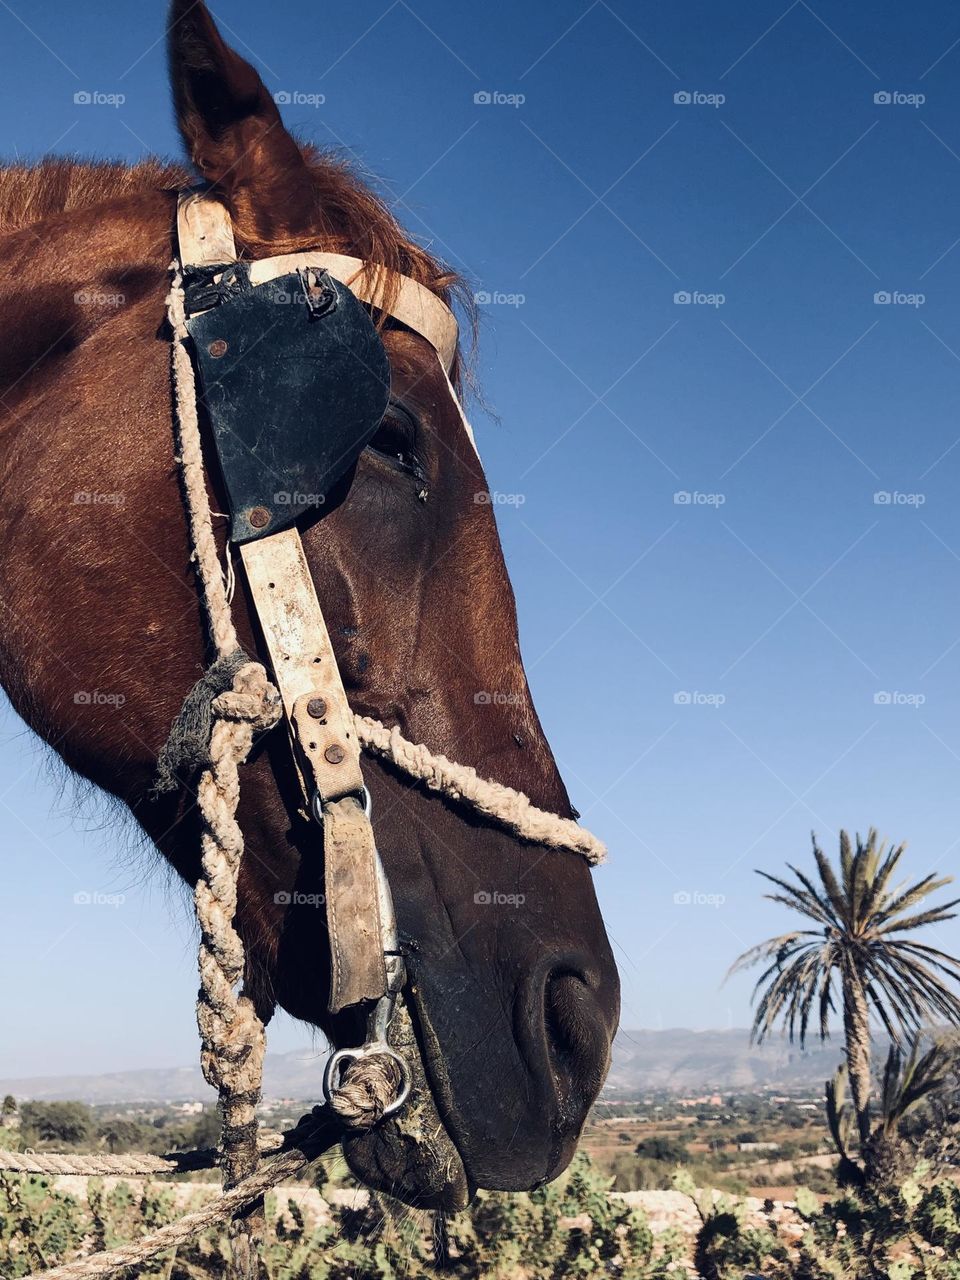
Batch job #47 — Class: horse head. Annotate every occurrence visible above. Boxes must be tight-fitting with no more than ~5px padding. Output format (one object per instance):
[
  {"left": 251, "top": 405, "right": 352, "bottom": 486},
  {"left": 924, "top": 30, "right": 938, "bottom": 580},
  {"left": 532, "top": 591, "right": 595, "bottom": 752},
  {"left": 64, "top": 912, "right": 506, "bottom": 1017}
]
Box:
[{"left": 0, "top": 0, "right": 619, "bottom": 1210}]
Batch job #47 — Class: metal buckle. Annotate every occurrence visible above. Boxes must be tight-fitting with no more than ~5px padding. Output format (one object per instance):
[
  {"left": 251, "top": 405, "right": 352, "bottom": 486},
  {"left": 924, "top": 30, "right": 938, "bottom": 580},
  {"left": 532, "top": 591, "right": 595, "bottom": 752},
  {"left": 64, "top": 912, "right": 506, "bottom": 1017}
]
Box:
[{"left": 310, "top": 784, "right": 371, "bottom": 826}]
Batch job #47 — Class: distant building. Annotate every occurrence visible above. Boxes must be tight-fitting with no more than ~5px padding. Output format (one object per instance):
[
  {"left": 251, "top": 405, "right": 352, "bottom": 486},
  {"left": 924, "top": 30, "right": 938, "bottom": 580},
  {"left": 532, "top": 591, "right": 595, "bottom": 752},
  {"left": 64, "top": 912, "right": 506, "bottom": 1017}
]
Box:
[{"left": 738, "top": 1141, "right": 780, "bottom": 1152}]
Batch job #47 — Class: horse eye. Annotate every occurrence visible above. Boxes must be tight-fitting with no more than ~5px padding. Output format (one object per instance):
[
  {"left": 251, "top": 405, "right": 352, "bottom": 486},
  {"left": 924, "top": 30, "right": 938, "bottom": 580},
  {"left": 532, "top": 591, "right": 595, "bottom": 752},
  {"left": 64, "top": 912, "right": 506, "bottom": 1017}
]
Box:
[{"left": 368, "top": 400, "right": 423, "bottom": 477}]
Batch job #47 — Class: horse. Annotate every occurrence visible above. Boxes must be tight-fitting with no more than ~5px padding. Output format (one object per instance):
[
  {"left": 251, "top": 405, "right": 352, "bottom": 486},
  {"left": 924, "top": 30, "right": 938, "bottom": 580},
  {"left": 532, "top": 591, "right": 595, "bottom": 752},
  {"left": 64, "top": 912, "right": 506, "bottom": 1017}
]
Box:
[{"left": 0, "top": 0, "right": 620, "bottom": 1212}]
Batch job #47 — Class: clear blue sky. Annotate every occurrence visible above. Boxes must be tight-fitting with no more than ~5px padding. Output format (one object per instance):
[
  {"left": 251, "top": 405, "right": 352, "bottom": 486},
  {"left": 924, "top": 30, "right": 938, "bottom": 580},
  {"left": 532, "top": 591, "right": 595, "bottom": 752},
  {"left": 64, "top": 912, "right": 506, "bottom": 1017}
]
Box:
[{"left": 3, "top": 0, "right": 960, "bottom": 1077}]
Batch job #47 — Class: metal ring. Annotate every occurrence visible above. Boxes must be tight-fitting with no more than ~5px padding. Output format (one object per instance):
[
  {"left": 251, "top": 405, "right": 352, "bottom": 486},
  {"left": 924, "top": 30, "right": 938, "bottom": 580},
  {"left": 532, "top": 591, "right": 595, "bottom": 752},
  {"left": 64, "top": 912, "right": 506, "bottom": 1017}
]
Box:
[
  {"left": 322, "top": 1043, "right": 411, "bottom": 1119},
  {"left": 310, "top": 785, "right": 372, "bottom": 826}
]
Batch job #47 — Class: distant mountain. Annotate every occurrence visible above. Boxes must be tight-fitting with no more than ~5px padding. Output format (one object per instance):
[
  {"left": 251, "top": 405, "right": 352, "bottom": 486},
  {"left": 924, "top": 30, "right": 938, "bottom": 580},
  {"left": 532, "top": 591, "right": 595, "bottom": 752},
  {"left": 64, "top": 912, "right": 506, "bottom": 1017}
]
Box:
[
  {"left": 606, "top": 1028, "right": 848, "bottom": 1094},
  {"left": 0, "top": 1050, "right": 327, "bottom": 1105},
  {"left": 0, "top": 1030, "right": 851, "bottom": 1104}
]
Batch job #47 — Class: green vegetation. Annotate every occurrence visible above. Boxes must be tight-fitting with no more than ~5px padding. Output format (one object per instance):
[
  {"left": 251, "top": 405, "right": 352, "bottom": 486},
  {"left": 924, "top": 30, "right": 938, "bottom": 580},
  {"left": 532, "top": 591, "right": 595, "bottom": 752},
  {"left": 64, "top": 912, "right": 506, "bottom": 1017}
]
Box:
[
  {"left": 12, "top": 1101, "right": 224, "bottom": 1160},
  {"left": 634, "top": 1135, "right": 688, "bottom": 1162},
  {"left": 688, "top": 1162, "right": 960, "bottom": 1280},
  {"left": 0, "top": 1154, "right": 689, "bottom": 1280}
]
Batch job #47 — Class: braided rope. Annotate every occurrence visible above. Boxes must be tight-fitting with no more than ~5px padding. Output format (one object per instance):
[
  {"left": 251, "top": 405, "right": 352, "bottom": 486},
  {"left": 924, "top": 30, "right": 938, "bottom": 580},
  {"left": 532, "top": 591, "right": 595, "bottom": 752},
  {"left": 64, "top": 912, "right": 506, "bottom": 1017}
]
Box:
[
  {"left": 167, "top": 266, "right": 238, "bottom": 660},
  {"left": 353, "top": 716, "right": 606, "bottom": 864},
  {"left": 0, "top": 1151, "right": 195, "bottom": 1177},
  {"left": 194, "top": 666, "right": 281, "bottom": 1193}
]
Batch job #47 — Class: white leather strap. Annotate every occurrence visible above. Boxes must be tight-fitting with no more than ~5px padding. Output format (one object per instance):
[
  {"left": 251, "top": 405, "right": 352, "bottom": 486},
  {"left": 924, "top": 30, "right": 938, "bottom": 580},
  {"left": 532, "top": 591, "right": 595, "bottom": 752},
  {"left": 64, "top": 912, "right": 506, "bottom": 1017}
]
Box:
[
  {"left": 178, "top": 188, "right": 238, "bottom": 266},
  {"left": 238, "top": 531, "right": 365, "bottom": 805},
  {"left": 247, "top": 253, "right": 457, "bottom": 375},
  {"left": 240, "top": 531, "right": 387, "bottom": 1013}
]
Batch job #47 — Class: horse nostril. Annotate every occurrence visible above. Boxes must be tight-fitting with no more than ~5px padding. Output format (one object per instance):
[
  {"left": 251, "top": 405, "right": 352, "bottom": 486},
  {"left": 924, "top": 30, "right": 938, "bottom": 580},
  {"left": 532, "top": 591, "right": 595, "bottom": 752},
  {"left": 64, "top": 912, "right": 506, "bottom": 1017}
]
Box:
[{"left": 543, "top": 970, "right": 602, "bottom": 1090}]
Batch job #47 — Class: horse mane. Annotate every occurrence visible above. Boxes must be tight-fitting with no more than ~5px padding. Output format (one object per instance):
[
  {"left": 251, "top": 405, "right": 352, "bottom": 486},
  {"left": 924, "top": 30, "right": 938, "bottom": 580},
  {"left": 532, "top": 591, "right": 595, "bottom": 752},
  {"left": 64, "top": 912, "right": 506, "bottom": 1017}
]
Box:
[
  {"left": 0, "top": 150, "right": 467, "bottom": 296},
  {"left": 0, "top": 149, "right": 475, "bottom": 376},
  {"left": 0, "top": 157, "right": 190, "bottom": 234}
]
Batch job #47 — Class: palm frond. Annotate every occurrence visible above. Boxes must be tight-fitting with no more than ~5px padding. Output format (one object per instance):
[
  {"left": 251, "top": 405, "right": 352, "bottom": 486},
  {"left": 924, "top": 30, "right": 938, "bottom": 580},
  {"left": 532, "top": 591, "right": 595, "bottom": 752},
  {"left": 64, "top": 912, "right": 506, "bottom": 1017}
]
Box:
[
  {"left": 818, "top": 965, "right": 835, "bottom": 1040},
  {"left": 879, "top": 1036, "right": 950, "bottom": 1135},
  {"left": 876, "top": 900, "right": 960, "bottom": 936},
  {"left": 750, "top": 949, "right": 830, "bottom": 1045},
  {"left": 873, "top": 876, "right": 956, "bottom": 927},
  {"left": 839, "top": 831, "right": 855, "bottom": 901},
  {"left": 861, "top": 839, "right": 906, "bottom": 919},
  {"left": 878, "top": 950, "right": 960, "bottom": 1031},
  {"left": 727, "top": 932, "right": 814, "bottom": 979},
  {"left": 757, "top": 869, "right": 834, "bottom": 925},
  {"left": 851, "top": 830, "right": 882, "bottom": 931},
  {"left": 792, "top": 859, "right": 847, "bottom": 927}
]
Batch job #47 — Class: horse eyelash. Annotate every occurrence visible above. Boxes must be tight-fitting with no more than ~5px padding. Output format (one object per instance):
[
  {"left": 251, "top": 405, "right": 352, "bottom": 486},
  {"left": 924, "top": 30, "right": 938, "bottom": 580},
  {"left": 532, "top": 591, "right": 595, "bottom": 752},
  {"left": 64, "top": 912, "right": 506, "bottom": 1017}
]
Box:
[{"left": 370, "top": 399, "right": 428, "bottom": 485}]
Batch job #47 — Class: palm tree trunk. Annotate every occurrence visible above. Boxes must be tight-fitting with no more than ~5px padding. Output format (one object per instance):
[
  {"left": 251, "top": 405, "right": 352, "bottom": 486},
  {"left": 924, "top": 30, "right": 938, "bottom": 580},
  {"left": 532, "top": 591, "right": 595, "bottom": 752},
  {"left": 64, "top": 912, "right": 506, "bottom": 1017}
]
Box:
[{"left": 841, "top": 966, "right": 873, "bottom": 1146}]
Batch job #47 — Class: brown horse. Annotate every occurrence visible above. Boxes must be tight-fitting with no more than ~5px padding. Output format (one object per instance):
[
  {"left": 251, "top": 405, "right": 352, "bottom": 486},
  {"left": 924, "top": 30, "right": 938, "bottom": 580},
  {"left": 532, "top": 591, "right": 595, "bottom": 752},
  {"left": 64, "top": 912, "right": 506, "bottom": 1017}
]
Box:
[{"left": 0, "top": 1, "right": 619, "bottom": 1210}]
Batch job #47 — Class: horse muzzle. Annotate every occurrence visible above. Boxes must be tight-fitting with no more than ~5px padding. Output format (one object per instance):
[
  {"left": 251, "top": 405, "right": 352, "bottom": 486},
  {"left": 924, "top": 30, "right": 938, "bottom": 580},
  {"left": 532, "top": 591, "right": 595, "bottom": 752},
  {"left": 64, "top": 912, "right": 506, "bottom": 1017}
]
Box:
[{"left": 340, "top": 997, "right": 473, "bottom": 1211}]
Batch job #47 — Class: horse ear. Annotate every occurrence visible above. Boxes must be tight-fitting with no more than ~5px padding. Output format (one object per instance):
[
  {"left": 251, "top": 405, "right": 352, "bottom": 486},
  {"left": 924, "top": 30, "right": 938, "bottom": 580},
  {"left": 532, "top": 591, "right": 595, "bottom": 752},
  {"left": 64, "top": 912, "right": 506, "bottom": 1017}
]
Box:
[{"left": 167, "top": 0, "right": 315, "bottom": 242}]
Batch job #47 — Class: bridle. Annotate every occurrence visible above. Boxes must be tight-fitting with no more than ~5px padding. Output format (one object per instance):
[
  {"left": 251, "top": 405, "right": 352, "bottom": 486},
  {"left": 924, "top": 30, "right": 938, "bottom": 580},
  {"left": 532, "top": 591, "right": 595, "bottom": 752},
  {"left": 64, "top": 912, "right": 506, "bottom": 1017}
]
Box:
[{"left": 163, "top": 186, "right": 607, "bottom": 1126}]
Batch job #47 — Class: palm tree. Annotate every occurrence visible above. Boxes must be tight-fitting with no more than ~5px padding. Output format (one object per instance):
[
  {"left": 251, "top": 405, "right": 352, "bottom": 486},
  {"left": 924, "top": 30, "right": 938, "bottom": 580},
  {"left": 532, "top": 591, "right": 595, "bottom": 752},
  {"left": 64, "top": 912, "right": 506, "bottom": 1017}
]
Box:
[{"left": 731, "top": 829, "right": 960, "bottom": 1151}]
